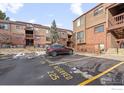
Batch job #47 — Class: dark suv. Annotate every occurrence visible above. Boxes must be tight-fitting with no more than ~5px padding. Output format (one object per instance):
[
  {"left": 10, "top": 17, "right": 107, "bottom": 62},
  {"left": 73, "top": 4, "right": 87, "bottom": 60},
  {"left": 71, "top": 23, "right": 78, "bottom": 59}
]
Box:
[{"left": 46, "top": 44, "right": 73, "bottom": 57}]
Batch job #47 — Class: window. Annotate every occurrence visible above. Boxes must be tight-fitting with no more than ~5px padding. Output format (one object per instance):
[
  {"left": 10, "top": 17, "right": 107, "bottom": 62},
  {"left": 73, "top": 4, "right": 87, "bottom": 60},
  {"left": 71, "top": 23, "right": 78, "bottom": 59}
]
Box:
[
  {"left": 99, "top": 43, "right": 105, "bottom": 52},
  {"left": 35, "top": 28, "right": 39, "bottom": 31},
  {"left": 0, "top": 23, "right": 8, "bottom": 30},
  {"left": 46, "top": 30, "right": 49, "bottom": 34},
  {"left": 60, "top": 32, "right": 67, "bottom": 38},
  {"left": 76, "top": 31, "right": 84, "bottom": 43},
  {"left": 51, "top": 45, "right": 63, "bottom": 48},
  {"left": 77, "top": 32, "right": 84, "bottom": 39},
  {"left": 16, "top": 25, "right": 21, "bottom": 29},
  {"left": 46, "top": 37, "right": 51, "bottom": 41},
  {"left": 77, "top": 18, "right": 81, "bottom": 27},
  {"left": 35, "top": 28, "right": 40, "bottom": 32},
  {"left": 95, "top": 25, "right": 104, "bottom": 32},
  {"left": 94, "top": 6, "right": 103, "bottom": 16},
  {"left": 35, "top": 35, "right": 41, "bottom": 38},
  {"left": 46, "top": 30, "right": 51, "bottom": 41}
]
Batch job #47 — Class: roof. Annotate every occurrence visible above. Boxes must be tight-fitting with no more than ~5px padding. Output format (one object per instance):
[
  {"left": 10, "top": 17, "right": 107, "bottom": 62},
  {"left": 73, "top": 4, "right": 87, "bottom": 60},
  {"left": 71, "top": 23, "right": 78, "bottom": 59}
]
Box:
[
  {"left": 57, "top": 28, "right": 72, "bottom": 32},
  {"left": 15, "top": 21, "right": 50, "bottom": 29},
  {"left": 0, "top": 19, "right": 72, "bottom": 31}
]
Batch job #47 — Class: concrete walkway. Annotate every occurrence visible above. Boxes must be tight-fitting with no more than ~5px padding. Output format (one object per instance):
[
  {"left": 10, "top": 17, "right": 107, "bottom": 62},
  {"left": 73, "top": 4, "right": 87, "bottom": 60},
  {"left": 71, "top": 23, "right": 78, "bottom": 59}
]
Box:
[{"left": 75, "top": 52, "right": 124, "bottom": 61}]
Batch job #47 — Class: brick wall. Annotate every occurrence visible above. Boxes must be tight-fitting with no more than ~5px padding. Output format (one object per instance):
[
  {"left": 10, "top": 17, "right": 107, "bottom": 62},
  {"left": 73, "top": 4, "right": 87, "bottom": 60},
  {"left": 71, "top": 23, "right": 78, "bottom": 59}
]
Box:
[{"left": 73, "top": 3, "right": 116, "bottom": 53}]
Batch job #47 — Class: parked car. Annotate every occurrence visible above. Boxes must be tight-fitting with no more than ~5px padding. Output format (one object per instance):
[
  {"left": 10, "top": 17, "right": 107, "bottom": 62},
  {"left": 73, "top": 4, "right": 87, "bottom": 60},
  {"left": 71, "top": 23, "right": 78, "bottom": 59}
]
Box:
[{"left": 46, "top": 44, "right": 73, "bottom": 57}]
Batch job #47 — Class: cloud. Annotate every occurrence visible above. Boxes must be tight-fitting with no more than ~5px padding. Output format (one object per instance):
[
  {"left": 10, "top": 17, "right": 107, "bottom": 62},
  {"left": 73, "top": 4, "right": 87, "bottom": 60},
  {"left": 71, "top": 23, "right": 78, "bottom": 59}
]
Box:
[
  {"left": 0, "top": 3, "right": 24, "bottom": 13},
  {"left": 28, "top": 19, "right": 36, "bottom": 23},
  {"left": 10, "top": 18, "right": 16, "bottom": 21},
  {"left": 70, "top": 3, "right": 83, "bottom": 16}
]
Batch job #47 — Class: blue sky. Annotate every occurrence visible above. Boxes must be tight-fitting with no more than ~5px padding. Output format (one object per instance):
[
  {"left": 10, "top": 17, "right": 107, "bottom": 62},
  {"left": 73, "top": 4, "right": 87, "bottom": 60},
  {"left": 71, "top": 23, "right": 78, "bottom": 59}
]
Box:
[{"left": 0, "top": 3, "right": 97, "bottom": 30}]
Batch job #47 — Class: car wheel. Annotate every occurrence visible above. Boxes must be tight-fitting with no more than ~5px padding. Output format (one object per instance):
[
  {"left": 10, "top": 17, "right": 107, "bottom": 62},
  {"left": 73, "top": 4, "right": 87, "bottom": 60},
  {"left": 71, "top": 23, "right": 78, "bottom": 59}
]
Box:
[
  {"left": 51, "top": 51, "right": 57, "bottom": 57},
  {"left": 69, "top": 50, "right": 73, "bottom": 55}
]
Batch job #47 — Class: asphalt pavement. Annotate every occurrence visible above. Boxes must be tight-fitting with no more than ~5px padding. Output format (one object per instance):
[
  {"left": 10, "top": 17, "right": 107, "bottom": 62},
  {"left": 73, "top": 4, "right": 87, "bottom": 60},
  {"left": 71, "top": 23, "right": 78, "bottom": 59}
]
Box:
[
  {"left": 0, "top": 54, "right": 123, "bottom": 85},
  {"left": 0, "top": 55, "right": 84, "bottom": 85}
]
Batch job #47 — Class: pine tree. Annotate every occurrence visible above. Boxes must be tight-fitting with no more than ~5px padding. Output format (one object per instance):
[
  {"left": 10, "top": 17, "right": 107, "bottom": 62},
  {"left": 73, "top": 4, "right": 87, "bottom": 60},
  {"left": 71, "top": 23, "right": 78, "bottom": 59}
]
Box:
[
  {"left": 50, "top": 20, "right": 59, "bottom": 44},
  {"left": 0, "top": 10, "right": 10, "bottom": 20}
]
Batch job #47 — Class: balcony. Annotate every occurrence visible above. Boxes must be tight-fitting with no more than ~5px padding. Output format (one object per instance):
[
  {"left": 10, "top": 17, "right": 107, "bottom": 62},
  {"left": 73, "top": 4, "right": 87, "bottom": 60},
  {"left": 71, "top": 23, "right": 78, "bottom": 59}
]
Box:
[
  {"left": 108, "top": 13, "right": 124, "bottom": 39},
  {"left": 107, "top": 3, "right": 124, "bottom": 39},
  {"left": 25, "top": 34, "right": 33, "bottom": 39},
  {"left": 68, "top": 38, "right": 71, "bottom": 41},
  {"left": 108, "top": 12, "right": 124, "bottom": 30}
]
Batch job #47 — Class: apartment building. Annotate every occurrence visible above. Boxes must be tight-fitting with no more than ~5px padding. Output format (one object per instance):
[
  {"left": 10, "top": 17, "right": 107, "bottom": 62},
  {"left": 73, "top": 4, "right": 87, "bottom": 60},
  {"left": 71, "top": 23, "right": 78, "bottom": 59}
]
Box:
[
  {"left": 73, "top": 3, "right": 124, "bottom": 53},
  {"left": 0, "top": 20, "right": 73, "bottom": 48}
]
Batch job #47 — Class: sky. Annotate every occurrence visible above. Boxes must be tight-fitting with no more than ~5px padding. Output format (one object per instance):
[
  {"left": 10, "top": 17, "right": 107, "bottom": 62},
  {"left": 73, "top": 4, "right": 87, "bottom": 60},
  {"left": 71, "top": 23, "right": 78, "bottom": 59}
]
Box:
[{"left": 0, "top": 3, "right": 98, "bottom": 30}]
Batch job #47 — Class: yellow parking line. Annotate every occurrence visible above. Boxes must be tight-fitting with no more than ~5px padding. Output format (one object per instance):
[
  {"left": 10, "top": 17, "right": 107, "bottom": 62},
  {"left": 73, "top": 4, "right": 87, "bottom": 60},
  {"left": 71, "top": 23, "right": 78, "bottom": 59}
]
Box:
[{"left": 79, "top": 61, "right": 124, "bottom": 86}]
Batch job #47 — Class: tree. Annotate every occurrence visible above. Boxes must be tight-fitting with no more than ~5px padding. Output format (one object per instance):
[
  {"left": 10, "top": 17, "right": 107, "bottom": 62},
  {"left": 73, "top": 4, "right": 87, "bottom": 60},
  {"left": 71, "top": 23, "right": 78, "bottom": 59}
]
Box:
[
  {"left": 50, "top": 20, "right": 59, "bottom": 44},
  {"left": 0, "top": 10, "right": 10, "bottom": 20},
  {"left": 5, "top": 17, "right": 10, "bottom": 20}
]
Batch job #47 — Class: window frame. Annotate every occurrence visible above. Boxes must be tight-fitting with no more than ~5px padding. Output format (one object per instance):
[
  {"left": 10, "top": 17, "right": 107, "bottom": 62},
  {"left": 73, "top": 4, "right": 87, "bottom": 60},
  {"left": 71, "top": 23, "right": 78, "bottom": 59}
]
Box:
[
  {"left": 46, "top": 30, "right": 49, "bottom": 34},
  {"left": 16, "top": 25, "right": 21, "bottom": 29},
  {"left": 46, "top": 30, "right": 51, "bottom": 41},
  {"left": 51, "top": 45, "right": 63, "bottom": 48},
  {"left": 76, "top": 31, "right": 85, "bottom": 43},
  {"left": 99, "top": 43, "right": 105, "bottom": 51},
  {"left": 94, "top": 24, "right": 104, "bottom": 33},
  {"left": 76, "top": 18, "right": 81, "bottom": 27},
  {"left": 0, "top": 23, "right": 9, "bottom": 30},
  {"left": 94, "top": 6, "right": 103, "bottom": 16}
]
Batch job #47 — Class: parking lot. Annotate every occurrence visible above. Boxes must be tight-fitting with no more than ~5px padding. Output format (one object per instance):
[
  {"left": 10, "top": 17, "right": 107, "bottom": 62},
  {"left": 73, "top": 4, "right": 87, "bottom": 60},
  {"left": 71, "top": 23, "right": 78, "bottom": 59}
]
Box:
[
  {"left": 44, "top": 54, "right": 124, "bottom": 85},
  {"left": 0, "top": 53, "right": 124, "bottom": 85}
]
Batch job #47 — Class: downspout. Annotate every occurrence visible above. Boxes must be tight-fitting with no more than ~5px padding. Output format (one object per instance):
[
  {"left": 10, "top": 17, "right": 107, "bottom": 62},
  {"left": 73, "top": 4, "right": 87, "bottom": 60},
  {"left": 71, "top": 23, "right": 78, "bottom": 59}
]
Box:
[
  {"left": 105, "top": 8, "right": 109, "bottom": 52},
  {"left": 9, "top": 22, "right": 12, "bottom": 47}
]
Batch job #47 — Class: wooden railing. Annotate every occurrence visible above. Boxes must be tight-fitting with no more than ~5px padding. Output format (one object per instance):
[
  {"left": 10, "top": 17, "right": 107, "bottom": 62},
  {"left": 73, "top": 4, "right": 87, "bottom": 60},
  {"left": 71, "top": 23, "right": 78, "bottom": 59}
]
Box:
[
  {"left": 114, "top": 12, "right": 124, "bottom": 24},
  {"left": 109, "top": 12, "right": 124, "bottom": 28}
]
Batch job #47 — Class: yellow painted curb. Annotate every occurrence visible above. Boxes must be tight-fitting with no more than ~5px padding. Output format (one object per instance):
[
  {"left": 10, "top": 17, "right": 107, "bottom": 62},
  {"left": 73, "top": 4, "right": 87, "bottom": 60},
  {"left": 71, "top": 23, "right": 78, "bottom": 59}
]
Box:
[{"left": 79, "top": 62, "right": 124, "bottom": 86}]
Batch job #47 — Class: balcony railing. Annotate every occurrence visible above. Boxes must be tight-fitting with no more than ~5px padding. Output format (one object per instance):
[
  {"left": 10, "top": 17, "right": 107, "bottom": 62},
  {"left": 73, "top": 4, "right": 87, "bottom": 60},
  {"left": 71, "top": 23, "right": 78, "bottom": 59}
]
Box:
[
  {"left": 109, "top": 12, "right": 124, "bottom": 29},
  {"left": 26, "top": 34, "right": 33, "bottom": 38}
]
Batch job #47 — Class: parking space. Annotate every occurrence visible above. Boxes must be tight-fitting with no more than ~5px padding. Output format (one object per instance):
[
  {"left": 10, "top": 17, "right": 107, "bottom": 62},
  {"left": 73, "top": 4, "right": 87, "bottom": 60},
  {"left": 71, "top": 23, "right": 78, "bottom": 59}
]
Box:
[
  {"left": 85, "top": 62, "right": 124, "bottom": 85},
  {"left": 41, "top": 64, "right": 85, "bottom": 85},
  {"left": 44, "top": 54, "right": 123, "bottom": 85}
]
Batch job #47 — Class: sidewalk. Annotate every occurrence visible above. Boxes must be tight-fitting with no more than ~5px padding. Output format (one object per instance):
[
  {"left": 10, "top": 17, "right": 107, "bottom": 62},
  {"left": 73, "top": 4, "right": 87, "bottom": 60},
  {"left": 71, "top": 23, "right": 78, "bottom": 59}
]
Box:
[{"left": 75, "top": 52, "right": 124, "bottom": 61}]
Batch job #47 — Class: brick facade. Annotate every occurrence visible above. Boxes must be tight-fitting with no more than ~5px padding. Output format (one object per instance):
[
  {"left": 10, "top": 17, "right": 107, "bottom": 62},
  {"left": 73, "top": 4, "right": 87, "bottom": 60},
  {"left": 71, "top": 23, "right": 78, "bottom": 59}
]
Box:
[
  {"left": 73, "top": 3, "right": 124, "bottom": 53},
  {"left": 0, "top": 20, "right": 73, "bottom": 48}
]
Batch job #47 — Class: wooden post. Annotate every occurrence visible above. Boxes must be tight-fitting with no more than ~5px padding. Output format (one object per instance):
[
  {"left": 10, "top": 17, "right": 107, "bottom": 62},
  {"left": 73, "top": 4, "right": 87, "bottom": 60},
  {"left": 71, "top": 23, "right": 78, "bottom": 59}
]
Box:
[{"left": 117, "top": 41, "right": 120, "bottom": 54}]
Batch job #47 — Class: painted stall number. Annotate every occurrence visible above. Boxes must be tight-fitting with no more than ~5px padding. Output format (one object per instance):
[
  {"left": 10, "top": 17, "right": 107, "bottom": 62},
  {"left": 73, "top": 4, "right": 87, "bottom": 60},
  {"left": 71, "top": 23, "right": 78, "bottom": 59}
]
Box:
[
  {"left": 53, "top": 65, "right": 73, "bottom": 80},
  {"left": 47, "top": 71, "right": 60, "bottom": 80}
]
